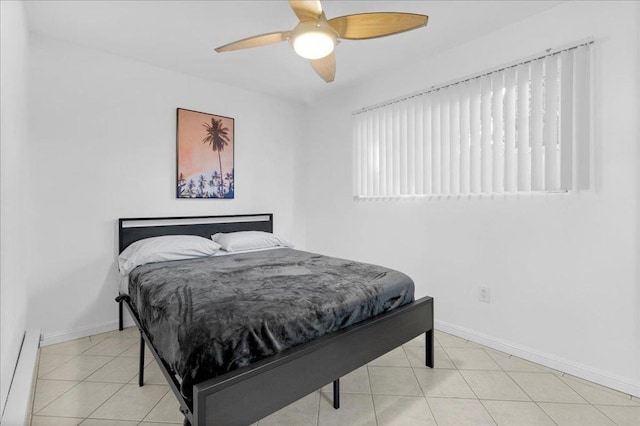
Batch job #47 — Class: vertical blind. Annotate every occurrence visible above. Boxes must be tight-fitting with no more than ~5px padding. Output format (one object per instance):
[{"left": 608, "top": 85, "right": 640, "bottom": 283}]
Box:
[{"left": 352, "top": 42, "right": 591, "bottom": 198}]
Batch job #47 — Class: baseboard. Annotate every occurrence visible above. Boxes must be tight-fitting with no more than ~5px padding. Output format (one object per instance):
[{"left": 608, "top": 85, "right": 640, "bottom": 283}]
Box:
[
  {"left": 435, "top": 320, "right": 640, "bottom": 398},
  {"left": 1, "top": 329, "right": 40, "bottom": 426},
  {"left": 40, "top": 317, "right": 135, "bottom": 347}
]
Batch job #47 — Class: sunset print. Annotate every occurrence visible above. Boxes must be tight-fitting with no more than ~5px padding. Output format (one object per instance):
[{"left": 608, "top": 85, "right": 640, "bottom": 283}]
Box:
[{"left": 177, "top": 108, "right": 234, "bottom": 198}]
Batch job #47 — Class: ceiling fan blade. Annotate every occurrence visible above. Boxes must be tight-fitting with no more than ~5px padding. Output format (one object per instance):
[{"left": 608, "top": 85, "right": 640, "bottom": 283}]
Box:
[
  {"left": 215, "top": 31, "right": 290, "bottom": 53},
  {"left": 310, "top": 52, "right": 335, "bottom": 83},
  {"left": 288, "top": 0, "right": 323, "bottom": 22},
  {"left": 328, "top": 12, "right": 428, "bottom": 40}
]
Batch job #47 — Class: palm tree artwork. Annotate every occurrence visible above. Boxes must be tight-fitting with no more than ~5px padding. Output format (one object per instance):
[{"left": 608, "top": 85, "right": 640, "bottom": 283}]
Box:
[
  {"left": 208, "top": 171, "right": 219, "bottom": 194},
  {"left": 177, "top": 173, "right": 187, "bottom": 197},
  {"left": 225, "top": 169, "right": 235, "bottom": 198},
  {"left": 197, "top": 174, "right": 207, "bottom": 198},
  {"left": 176, "top": 108, "right": 234, "bottom": 198},
  {"left": 202, "top": 117, "right": 231, "bottom": 198},
  {"left": 187, "top": 179, "right": 195, "bottom": 197}
]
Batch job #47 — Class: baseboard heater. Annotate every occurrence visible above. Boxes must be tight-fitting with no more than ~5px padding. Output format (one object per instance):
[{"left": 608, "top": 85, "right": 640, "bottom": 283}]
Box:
[{"left": 2, "top": 329, "right": 40, "bottom": 426}]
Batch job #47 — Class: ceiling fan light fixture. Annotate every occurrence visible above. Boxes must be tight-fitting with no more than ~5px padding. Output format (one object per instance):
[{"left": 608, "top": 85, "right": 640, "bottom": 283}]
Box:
[
  {"left": 293, "top": 30, "right": 335, "bottom": 59},
  {"left": 289, "top": 20, "right": 337, "bottom": 60}
]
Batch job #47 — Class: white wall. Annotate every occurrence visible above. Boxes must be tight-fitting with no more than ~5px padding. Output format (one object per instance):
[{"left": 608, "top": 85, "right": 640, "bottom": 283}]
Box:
[
  {"left": 0, "top": 0, "right": 30, "bottom": 413},
  {"left": 300, "top": 1, "right": 640, "bottom": 395},
  {"left": 27, "top": 36, "right": 306, "bottom": 343}
]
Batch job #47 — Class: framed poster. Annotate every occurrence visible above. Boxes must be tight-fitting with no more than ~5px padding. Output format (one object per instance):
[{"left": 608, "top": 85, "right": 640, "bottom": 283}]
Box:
[{"left": 176, "top": 108, "right": 235, "bottom": 198}]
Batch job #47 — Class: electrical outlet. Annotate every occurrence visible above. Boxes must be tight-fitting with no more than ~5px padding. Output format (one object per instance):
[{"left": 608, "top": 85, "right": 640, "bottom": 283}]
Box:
[{"left": 479, "top": 286, "right": 491, "bottom": 303}]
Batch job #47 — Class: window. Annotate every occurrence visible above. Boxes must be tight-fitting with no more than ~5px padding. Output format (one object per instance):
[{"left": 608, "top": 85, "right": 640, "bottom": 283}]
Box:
[{"left": 352, "top": 42, "right": 591, "bottom": 198}]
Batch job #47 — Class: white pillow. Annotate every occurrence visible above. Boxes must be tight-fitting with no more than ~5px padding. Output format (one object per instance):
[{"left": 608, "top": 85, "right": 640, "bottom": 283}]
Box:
[
  {"left": 118, "top": 235, "right": 221, "bottom": 275},
  {"left": 212, "top": 231, "right": 293, "bottom": 252}
]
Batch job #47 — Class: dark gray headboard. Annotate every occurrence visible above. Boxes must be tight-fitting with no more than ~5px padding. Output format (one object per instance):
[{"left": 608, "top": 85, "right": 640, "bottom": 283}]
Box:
[{"left": 118, "top": 214, "right": 273, "bottom": 253}]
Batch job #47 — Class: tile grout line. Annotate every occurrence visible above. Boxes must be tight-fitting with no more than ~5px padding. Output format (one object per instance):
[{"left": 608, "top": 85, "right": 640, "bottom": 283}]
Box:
[
  {"left": 443, "top": 340, "right": 520, "bottom": 425},
  {"left": 33, "top": 371, "right": 85, "bottom": 415},
  {"left": 38, "top": 336, "right": 137, "bottom": 381},
  {"left": 503, "top": 370, "right": 559, "bottom": 426},
  {"left": 591, "top": 404, "right": 623, "bottom": 426},
  {"left": 557, "top": 376, "right": 600, "bottom": 405},
  {"left": 38, "top": 353, "right": 83, "bottom": 380},
  {"left": 85, "top": 339, "right": 140, "bottom": 358},
  {"left": 76, "top": 381, "right": 127, "bottom": 422},
  {"left": 67, "top": 337, "right": 152, "bottom": 422},
  {"left": 81, "top": 379, "right": 171, "bottom": 422},
  {"left": 488, "top": 354, "right": 560, "bottom": 424},
  {"left": 140, "top": 387, "right": 172, "bottom": 423},
  {"left": 84, "top": 384, "right": 173, "bottom": 423},
  {"left": 365, "top": 363, "right": 379, "bottom": 426},
  {"left": 369, "top": 390, "right": 380, "bottom": 426},
  {"left": 476, "top": 400, "right": 501, "bottom": 426},
  {"left": 554, "top": 372, "right": 590, "bottom": 405},
  {"left": 31, "top": 336, "right": 126, "bottom": 421},
  {"left": 576, "top": 386, "right": 638, "bottom": 426},
  {"left": 40, "top": 356, "right": 116, "bottom": 383},
  {"left": 455, "top": 361, "right": 500, "bottom": 426},
  {"left": 441, "top": 345, "right": 502, "bottom": 372},
  {"left": 86, "top": 354, "right": 145, "bottom": 384},
  {"left": 332, "top": 364, "right": 542, "bottom": 371},
  {"left": 560, "top": 373, "right": 638, "bottom": 403},
  {"left": 41, "top": 337, "right": 101, "bottom": 356},
  {"left": 315, "top": 387, "right": 321, "bottom": 426},
  {"left": 320, "top": 391, "right": 595, "bottom": 400},
  {"left": 591, "top": 403, "right": 640, "bottom": 408},
  {"left": 402, "top": 345, "right": 439, "bottom": 425},
  {"left": 480, "top": 347, "right": 508, "bottom": 372}
]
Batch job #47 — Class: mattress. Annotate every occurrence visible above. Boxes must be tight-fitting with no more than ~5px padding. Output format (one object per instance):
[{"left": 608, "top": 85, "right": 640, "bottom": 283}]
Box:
[{"left": 127, "top": 248, "right": 415, "bottom": 399}]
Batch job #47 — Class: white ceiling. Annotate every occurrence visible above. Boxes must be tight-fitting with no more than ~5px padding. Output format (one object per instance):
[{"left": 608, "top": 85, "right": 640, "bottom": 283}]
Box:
[{"left": 24, "top": 1, "right": 563, "bottom": 103}]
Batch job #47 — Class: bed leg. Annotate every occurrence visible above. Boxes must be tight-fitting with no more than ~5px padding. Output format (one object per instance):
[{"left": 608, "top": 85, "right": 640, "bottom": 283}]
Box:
[
  {"left": 180, "top": 406, "right": 191, "bottom": 426},
  {"left": 139, "top": 331, "right": 145, "bottom": 387},
  {"left": 115, "top": 295, "right": 127, "bottom": 331},
  {"left": 425, "top": 329, "right": 434, "bottom": 368},
  {"left": 333, "top": 379, "right": 340, "bottom": 409},
  {"left": 118, "top": 300, "right": 123, "bottom": 331}
]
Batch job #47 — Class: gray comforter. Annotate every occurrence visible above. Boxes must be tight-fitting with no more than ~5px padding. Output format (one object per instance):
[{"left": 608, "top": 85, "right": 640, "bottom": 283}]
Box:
[{"left": 128, "top": 248, "right": 414, "bottom": 399}]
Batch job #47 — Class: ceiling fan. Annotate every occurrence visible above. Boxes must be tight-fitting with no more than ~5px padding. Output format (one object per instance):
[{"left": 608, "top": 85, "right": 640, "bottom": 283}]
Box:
[{"left": 214, "top": 0, "right": 429, "bottom": 83}]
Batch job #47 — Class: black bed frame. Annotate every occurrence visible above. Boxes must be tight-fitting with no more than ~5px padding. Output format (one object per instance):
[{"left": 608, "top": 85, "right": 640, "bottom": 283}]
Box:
[{"left": 115, "top": 214, "right": 434, "bottom": 426}]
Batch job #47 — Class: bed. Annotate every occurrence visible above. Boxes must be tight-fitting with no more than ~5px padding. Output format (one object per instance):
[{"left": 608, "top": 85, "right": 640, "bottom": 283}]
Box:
[{"left": 116, "top": 214, "right": 434, "bottom": 425}]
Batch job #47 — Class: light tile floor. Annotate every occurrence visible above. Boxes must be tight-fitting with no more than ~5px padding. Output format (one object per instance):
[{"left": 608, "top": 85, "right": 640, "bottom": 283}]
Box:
[{"left": 30, "top": 328, "right": 640, "bottom": 426}]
